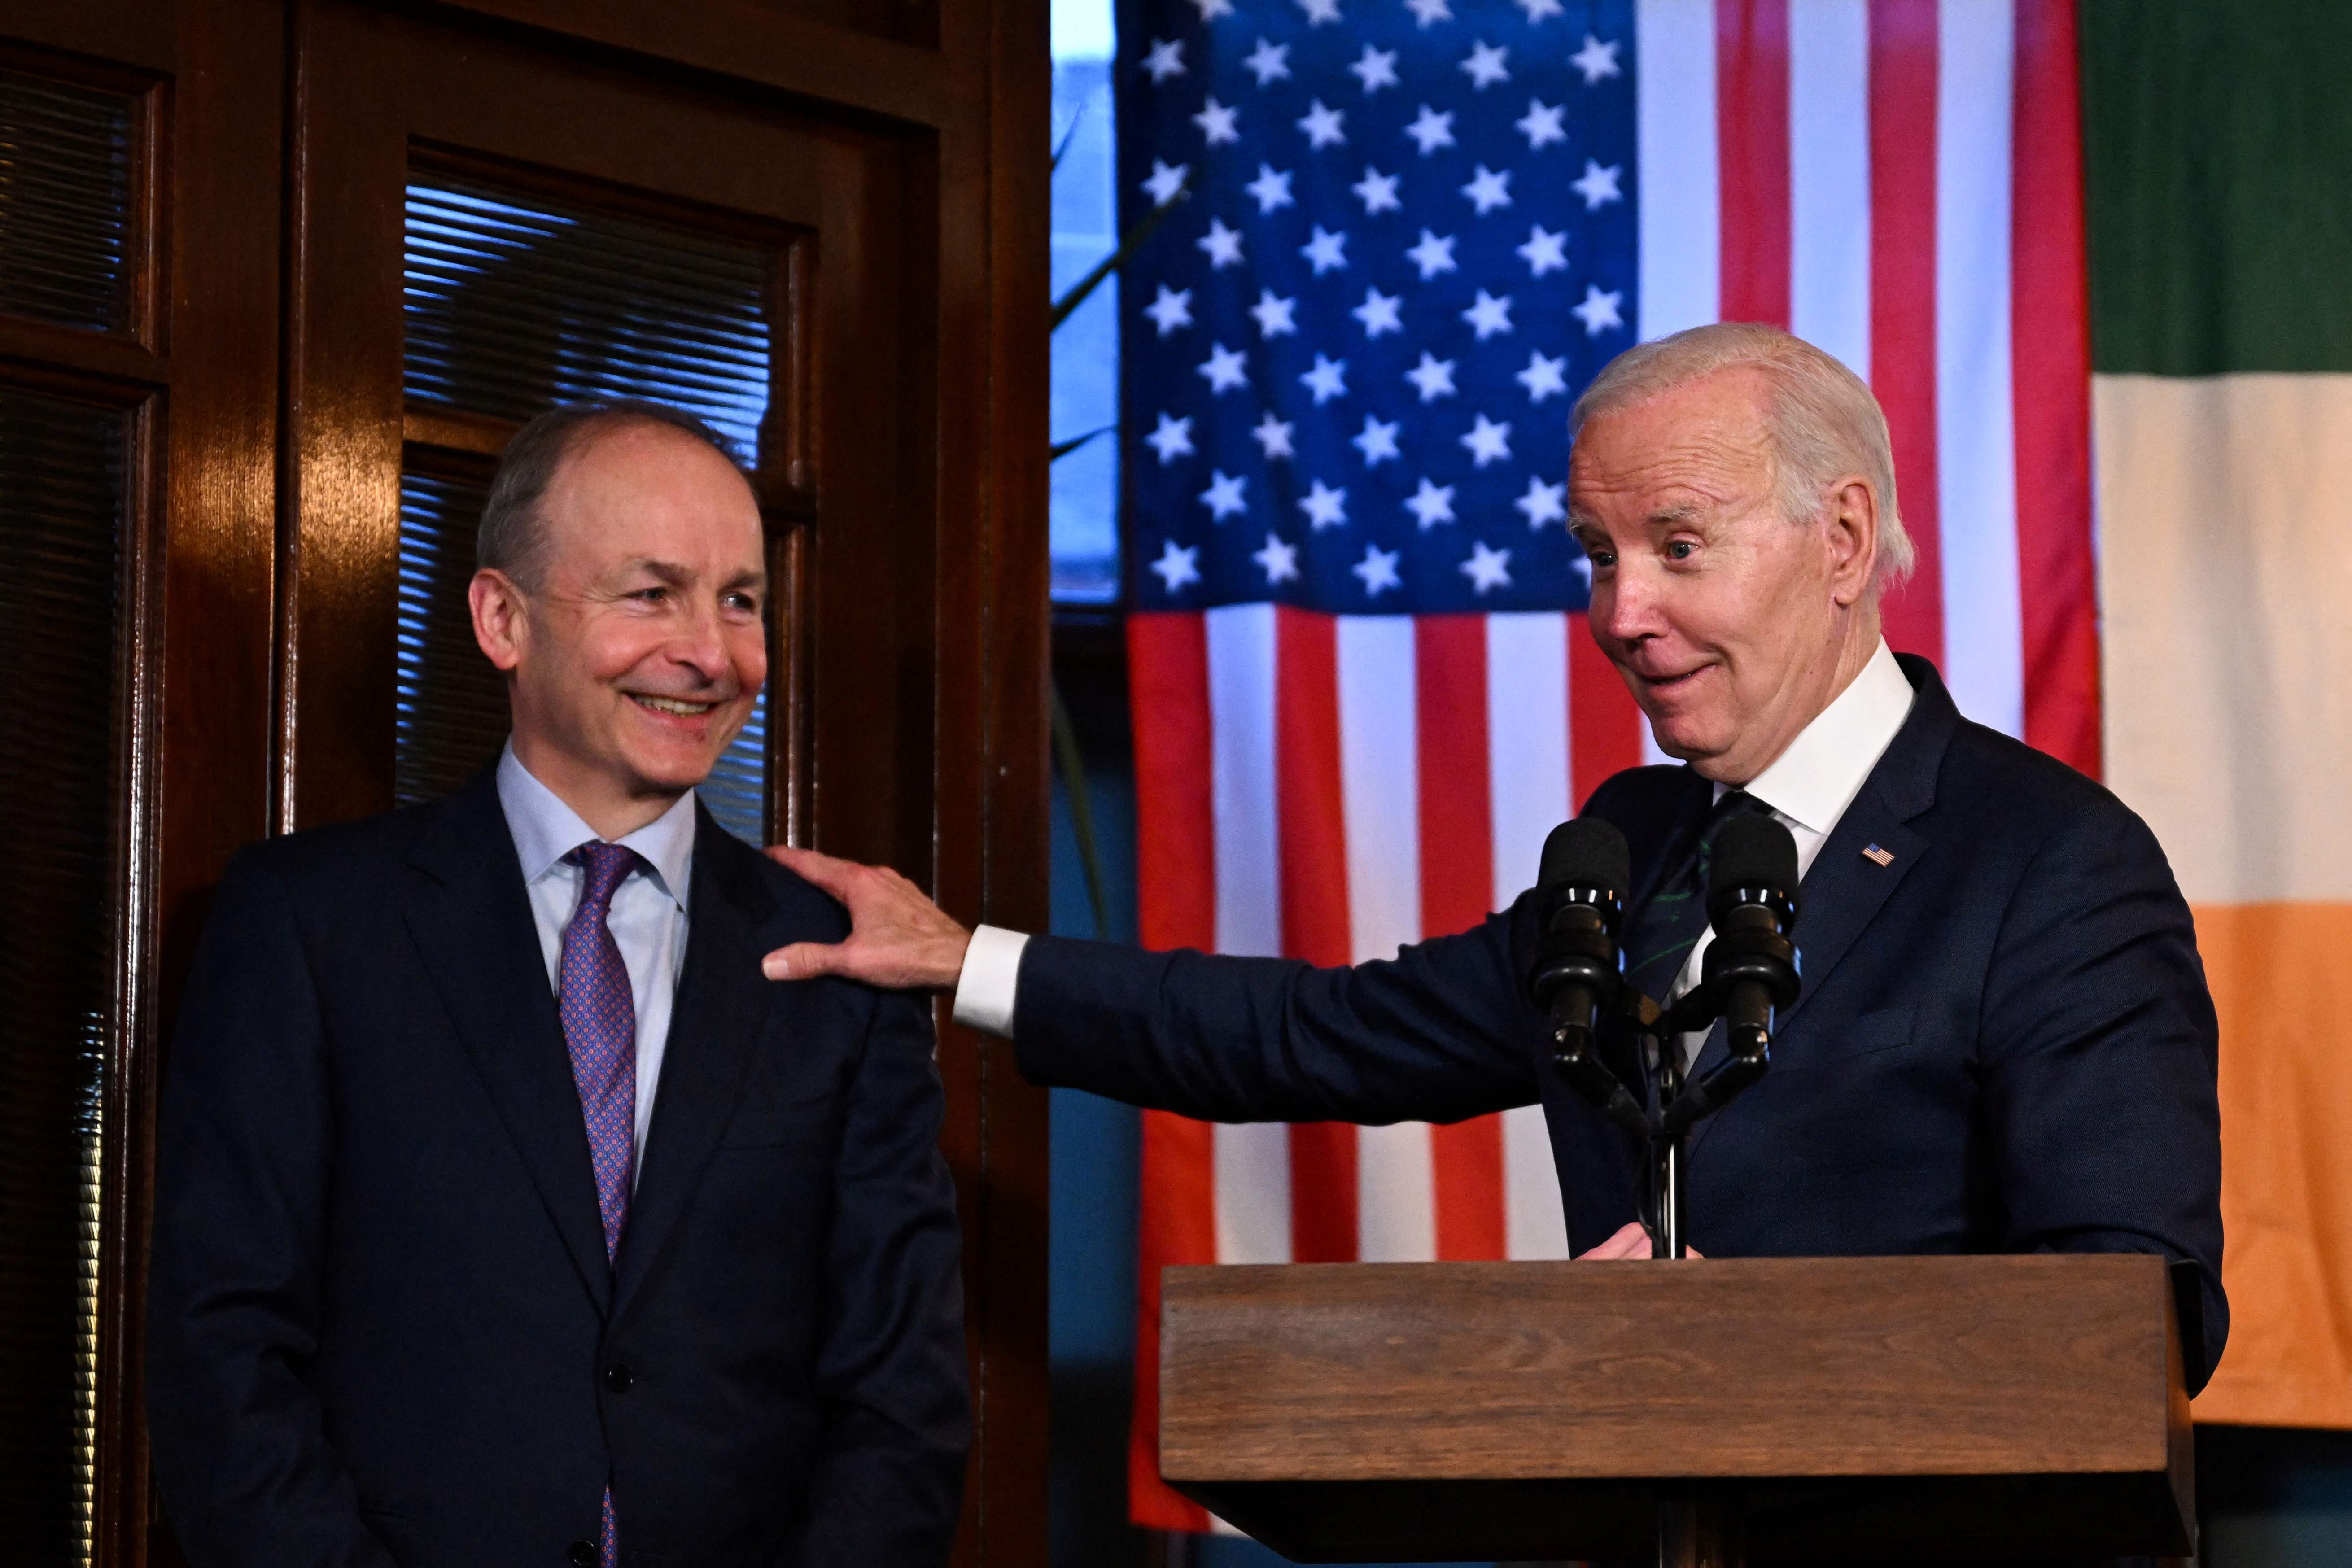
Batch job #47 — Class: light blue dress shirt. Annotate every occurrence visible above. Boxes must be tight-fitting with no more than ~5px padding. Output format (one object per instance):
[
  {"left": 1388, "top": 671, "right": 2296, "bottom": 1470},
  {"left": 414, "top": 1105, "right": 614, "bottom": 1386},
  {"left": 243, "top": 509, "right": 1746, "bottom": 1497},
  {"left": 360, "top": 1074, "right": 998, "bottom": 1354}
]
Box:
[{"left": 496, "top": 743, "right": 696, "bottom": 1181}]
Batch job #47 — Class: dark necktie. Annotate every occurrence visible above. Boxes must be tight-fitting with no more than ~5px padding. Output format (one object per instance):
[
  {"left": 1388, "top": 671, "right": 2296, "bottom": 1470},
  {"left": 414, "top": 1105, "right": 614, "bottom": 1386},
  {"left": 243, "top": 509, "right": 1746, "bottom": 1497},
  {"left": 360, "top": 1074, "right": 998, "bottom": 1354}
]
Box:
[
  {"left": 1620, "top": 790, "right": 1776, "bottom": 1007},
  {"left": 557, "top": 841, "right": 639, "bottom": 1568}
]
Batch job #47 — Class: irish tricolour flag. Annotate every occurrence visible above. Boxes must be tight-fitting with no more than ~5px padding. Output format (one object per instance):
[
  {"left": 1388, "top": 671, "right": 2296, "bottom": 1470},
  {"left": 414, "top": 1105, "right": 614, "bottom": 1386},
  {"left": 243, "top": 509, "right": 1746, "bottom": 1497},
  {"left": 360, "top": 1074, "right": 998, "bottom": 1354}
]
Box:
[{"left": 2088, "top": 3, "right": 2352, "bottom": 1429}]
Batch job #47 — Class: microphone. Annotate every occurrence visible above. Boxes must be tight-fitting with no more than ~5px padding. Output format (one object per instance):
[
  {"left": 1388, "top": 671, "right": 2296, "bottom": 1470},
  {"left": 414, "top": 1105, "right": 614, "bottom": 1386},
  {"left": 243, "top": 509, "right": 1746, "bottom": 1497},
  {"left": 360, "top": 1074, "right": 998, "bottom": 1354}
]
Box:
[
  {"left": 1528, "top": 819, "right": 1647, "bottom": 1134},
  {"left": 1661, "top": 812, "right": 1802, "bottom": 1134}
]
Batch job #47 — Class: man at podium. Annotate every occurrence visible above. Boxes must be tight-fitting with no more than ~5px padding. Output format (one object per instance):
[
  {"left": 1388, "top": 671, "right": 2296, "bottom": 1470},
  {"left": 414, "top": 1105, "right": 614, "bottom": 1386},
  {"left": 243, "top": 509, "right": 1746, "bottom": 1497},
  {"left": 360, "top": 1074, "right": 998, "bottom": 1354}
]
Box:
[{"left": 761, "top": 323, "right": 2226, "bottom": 1388}]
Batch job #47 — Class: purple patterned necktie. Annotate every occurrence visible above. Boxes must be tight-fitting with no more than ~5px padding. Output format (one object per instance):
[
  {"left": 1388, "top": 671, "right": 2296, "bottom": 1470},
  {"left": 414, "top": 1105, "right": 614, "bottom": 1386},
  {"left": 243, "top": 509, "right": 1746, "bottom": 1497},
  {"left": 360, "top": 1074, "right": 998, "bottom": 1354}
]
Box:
[{"left": 558, "top": 841, "right": 639, "bottom": 1568}]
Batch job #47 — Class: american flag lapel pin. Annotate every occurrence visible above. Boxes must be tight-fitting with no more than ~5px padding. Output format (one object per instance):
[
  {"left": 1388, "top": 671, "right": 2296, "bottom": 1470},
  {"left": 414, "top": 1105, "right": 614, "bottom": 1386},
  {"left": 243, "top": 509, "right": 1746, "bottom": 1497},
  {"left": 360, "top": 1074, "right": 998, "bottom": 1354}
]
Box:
[{"left": 1861, "top": 844, "right": 1896, "bottom": 867}]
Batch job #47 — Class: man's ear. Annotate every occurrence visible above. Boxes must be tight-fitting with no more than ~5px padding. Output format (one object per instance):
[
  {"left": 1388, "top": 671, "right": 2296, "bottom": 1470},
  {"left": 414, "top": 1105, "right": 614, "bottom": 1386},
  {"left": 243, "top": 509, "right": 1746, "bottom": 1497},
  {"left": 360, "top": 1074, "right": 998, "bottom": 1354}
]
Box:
[
  {"left": 469, "top": 568, "right": 529, "bottom": 673},
  {"left": 1823, "top": 477, "right": 1878, "bottom": 607}
]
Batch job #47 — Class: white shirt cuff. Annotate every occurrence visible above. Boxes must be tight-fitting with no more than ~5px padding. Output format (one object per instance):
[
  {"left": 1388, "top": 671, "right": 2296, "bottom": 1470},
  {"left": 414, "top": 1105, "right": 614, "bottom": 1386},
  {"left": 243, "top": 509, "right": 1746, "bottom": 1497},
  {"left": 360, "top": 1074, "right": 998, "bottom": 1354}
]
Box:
[{"left": 951, "top": 925, "right": 1030, "bottom": 1038}]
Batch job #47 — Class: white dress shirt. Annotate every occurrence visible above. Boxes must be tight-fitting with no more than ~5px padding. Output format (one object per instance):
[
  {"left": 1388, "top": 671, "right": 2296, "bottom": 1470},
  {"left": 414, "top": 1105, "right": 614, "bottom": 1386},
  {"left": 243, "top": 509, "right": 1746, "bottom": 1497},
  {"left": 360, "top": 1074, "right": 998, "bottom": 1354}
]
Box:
[
  {"left": 1664, "top": 638, "right": 1915, "bottom": 1060},
  {"left": 497, "top": 743, "right": 697, "bottom": 1177},
  {"left": 952, "top": 640, "right": 1916, "bottom": 1043}
]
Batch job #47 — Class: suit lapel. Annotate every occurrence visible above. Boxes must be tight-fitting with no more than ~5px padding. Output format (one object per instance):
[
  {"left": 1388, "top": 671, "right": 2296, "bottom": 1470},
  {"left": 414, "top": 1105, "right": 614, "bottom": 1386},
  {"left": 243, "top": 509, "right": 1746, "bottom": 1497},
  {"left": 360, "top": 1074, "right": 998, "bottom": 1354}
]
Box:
[
  {"left": 613, "top": 811, "right": 779, "bottom": 1315},
  {"left": 402, "top": 769, "right": 614, "bottom": 1313},
  {"left": 1771, "top": 658, "right": 1955, "bottom": 1033},
  {"left": 1683, "top": 657, "right": 1956, "bottom": 1160}
]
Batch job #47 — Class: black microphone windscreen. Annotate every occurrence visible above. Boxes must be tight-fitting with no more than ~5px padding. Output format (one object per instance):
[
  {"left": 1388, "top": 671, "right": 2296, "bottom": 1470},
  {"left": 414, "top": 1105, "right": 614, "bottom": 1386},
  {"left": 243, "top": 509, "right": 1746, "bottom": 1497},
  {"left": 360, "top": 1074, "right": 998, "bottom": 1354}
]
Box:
[
  {"left": 1539, "top": 817, "right": 1631, "bottom": 898},
  {"left": 1708, "top": 812, "right": 1801, "bottom": 922}
]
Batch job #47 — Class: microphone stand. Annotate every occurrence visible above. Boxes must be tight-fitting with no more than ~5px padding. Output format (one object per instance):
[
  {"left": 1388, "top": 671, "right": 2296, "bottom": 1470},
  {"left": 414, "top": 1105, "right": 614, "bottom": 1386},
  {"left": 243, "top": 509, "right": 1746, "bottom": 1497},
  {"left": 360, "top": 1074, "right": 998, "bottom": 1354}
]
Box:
[
  {"left": 1651, "top": 1006, "right": 1689, "bottom": 1262},
  {"left": 1543, "top": 849, "right": 1801, "bottom": 1568},
  {"left": 1594, "top": 981, "right": 1774, "bottom": 1568},
  {"left": 1564, "top": 984, "right": 1743, "bottom": 1260},
  {"left": 1625, "top": 906, "right": 1797, "bottom": 1259},
  {"left": 1607, "top": 987, "right": 1704, "bottom": 1262}
]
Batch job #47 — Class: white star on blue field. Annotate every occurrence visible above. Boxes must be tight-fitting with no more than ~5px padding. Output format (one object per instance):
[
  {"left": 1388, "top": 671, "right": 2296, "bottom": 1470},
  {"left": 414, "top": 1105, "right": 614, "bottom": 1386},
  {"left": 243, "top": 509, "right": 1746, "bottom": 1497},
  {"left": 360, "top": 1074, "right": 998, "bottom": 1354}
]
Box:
[{"left": 1119, "top": 0, "right": 1634, "bottom": 613}]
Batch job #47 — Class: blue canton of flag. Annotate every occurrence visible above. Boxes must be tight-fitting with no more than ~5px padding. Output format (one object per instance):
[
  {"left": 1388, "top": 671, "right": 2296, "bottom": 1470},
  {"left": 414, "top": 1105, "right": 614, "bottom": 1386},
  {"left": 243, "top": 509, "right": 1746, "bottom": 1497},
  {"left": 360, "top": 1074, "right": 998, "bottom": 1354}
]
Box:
[{"left": 1118, "top": 0, "right": 1637, "bottom": 614}]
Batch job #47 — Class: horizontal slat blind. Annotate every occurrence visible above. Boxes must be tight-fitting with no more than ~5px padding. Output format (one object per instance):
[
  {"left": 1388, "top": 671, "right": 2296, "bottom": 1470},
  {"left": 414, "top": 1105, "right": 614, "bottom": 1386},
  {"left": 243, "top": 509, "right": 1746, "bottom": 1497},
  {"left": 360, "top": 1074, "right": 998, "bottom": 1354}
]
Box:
[
  {"left": 0, "top": 383, "right": 126, "bottom": 1563},
  {"left": 0, "top": 72, "right": 135, "bottom": 335},
  {"left": 403, "top": 179, "right": 770, "bottom": 450},
  {"left": 394, "top": 471, "right": 513, "bottom": 808},
  {"left": 398, "top": 175, "right": 775, "bottom": 841}
]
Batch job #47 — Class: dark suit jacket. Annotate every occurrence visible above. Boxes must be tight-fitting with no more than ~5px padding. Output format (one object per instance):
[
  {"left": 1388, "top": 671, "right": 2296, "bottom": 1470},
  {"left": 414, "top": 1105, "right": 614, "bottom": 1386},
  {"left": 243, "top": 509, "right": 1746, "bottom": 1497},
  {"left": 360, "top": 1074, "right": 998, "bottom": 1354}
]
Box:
[
  {"left": 148, "top": 767, "right": 969, "bottom": 1568},
  {"left": 1015, "top": 655, "right": 2227, "bottom": 1386}
]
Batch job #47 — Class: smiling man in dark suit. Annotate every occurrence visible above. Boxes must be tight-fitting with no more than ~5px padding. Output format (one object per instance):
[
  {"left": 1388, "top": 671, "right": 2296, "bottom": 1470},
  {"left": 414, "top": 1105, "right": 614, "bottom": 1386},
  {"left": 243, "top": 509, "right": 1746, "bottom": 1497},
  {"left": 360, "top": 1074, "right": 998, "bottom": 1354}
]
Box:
[
  {"left": 148, "top": 402, "right": 968, "bottom": 1568},
  {"left": 755, "top": 323, "right": 2228, "bottom": 1389}
]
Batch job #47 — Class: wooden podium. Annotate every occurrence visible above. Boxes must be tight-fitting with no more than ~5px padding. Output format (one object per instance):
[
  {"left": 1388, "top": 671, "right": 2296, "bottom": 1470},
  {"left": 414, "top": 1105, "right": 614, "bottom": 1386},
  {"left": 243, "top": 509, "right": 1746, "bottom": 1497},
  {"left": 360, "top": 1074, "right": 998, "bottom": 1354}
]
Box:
[{"left": 1158, "top": 1255, "right": 2193, "bottom": 1564}]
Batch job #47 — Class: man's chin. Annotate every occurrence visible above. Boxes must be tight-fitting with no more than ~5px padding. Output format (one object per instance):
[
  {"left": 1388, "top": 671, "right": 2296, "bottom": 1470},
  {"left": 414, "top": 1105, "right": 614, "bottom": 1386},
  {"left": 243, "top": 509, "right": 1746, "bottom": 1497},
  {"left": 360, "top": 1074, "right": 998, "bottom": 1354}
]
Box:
[
  {"left": 616, "top": 707, "right": 750, "bottom": 783},
  {"left": 1640, "top": 711, "right": 1723, "bottom": 767},
  {"left": 616, "top": 739, "right": 733, "bottom": 799}
]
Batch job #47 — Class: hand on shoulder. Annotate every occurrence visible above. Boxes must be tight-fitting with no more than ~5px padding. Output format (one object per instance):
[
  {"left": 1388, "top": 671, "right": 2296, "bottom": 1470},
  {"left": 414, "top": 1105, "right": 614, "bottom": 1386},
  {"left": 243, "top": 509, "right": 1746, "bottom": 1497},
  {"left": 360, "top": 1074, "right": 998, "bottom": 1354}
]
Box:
[{"left": 759, "top": 846, "right": 973, "bottom": 991}]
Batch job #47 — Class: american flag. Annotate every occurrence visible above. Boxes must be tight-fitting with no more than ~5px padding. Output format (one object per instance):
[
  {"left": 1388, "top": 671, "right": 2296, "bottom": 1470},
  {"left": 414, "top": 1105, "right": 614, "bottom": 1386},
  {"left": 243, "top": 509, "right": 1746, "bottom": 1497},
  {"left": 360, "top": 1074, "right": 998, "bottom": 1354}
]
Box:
[{"left": 1115, "top": 0, "right": 2095, "bottom": 1532}]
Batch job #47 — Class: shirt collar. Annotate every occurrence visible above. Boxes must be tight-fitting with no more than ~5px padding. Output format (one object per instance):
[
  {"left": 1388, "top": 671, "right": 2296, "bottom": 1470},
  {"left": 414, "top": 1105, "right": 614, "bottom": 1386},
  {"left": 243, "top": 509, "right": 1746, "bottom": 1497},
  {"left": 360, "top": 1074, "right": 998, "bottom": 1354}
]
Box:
[
  {"left": 1720, "top": 639, "right": 1915, "bottom": 835},
  {"left": 495, "top": 742, "right": 697, "bottom": 911}
]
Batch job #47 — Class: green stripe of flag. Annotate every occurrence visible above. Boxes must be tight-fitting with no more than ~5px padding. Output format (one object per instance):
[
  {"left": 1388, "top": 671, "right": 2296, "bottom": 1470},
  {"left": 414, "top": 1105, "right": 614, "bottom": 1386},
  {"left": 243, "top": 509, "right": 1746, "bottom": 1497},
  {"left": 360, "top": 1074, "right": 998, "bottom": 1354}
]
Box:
[{"left": 2083, "top": 0, "right": 2352, "bottom": 376}]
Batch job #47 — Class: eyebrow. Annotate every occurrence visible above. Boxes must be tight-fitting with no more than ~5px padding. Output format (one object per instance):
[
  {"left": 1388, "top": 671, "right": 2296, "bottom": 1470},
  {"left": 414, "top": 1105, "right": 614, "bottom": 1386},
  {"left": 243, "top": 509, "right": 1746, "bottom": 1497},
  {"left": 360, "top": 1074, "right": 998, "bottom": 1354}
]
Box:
[{"left": 626, "top": 558, "right": 770, "bottom": 593}]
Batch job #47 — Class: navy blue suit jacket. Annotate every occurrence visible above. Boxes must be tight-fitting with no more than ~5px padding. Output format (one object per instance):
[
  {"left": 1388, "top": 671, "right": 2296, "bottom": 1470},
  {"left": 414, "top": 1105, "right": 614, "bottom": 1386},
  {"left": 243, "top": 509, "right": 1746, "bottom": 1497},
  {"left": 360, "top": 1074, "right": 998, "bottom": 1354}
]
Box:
[
  {"left": 148, "top": 768, "right": 969, "bottom": 1568},
  {"left": 1015, "top": 656, "right": 2226, "bottom": 1386}
]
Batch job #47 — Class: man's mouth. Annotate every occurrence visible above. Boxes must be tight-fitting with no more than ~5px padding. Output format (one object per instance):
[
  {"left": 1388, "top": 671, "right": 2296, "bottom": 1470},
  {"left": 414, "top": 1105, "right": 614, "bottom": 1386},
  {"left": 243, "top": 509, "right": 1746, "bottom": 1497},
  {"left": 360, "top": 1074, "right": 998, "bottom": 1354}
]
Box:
[
  {"left": 1633, "top": 665, "right": 1706, "bottom": 693},
  {"left": 629, "top": 693, "right": 726, "bottom": 718}
]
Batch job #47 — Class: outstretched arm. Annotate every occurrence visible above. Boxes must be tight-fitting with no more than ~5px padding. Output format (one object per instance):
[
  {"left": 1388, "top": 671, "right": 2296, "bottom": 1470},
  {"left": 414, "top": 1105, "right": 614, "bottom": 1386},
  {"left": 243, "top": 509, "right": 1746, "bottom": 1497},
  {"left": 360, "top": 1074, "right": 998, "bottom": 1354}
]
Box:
[
  {"left": 760, "top": 843, "right": 1543, "bottom": 1126},
  {"left": 758, "top": 844, "right": 1679, "bottom": 1254}
]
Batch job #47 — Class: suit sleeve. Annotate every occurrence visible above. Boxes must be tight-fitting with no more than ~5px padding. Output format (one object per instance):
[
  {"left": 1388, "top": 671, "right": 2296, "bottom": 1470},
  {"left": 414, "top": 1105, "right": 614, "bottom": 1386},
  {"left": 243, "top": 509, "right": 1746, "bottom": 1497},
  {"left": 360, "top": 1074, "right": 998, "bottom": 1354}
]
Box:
[
  {"left": 145, "top": 852, "right": 399, "bottom": 1567},
  {"left": 794, "top": 987, "right": 971, "bottom": 1567},
  {"left": 1010, "top": 900, "right": 1547, "bottom": 1125},
  {"left": 1979, "top": 797, "right": 2228, "bottom": 1386}
]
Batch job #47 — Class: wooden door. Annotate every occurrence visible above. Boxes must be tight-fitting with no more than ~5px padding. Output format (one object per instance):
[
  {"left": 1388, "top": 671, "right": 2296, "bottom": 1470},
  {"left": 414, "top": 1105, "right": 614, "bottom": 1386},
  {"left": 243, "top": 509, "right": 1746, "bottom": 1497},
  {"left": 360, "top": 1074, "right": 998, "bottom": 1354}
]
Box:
[{"left": 0, "top": 3, "right": 281, "bottom": 1563}]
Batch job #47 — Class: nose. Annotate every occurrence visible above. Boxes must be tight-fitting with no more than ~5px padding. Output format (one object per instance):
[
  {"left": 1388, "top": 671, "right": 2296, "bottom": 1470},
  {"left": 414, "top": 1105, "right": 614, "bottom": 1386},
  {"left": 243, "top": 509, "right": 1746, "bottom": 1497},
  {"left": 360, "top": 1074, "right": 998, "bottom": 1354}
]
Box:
[
  {"left": 1596, "top": 557, "right": 1666, "bottom": 647},
  {"left": 670, "top": 595, "right": 732, "bottom": 686}
]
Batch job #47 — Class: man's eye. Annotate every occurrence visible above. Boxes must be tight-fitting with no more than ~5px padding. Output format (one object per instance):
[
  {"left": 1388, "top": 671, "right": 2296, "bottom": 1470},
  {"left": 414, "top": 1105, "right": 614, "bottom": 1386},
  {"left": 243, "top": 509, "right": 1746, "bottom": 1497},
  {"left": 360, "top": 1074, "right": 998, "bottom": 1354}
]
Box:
[
  {"left": 1665, "top": 540, "right": 1696, "bottom": 561},
  {"left": 634, "top": 587, "right": 668, "bottom": 603}
]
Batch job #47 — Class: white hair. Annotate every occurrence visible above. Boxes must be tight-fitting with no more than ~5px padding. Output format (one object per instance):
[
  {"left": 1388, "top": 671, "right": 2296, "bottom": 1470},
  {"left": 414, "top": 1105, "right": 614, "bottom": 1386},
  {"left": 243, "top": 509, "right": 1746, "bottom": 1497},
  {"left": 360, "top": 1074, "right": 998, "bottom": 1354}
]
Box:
[{"left": 1569, "top": 322, "right": 1916, "bottom": 590}]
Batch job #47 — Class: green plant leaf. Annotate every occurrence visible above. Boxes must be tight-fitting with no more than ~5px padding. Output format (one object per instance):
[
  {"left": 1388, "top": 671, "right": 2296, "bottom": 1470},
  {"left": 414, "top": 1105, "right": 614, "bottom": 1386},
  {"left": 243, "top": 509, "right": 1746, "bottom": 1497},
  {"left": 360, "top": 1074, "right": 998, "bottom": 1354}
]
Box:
[
  {"left": 1051, "top": 425, "right": 1116, "bottom": 463},
  {"left": 1052, "top": 187, "right": 1185, "bottom": 332}
]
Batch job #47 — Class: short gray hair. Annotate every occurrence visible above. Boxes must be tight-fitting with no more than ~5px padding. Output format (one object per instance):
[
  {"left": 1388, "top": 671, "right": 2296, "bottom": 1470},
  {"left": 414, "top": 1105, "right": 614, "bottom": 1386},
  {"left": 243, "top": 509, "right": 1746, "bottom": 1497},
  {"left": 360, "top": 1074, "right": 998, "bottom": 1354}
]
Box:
[
  {"left": 477, "top": 400, "right": 753, "bottom": 588},
  {"left": 1570, "top": 323, "right": 1915, "bottom": 589}
]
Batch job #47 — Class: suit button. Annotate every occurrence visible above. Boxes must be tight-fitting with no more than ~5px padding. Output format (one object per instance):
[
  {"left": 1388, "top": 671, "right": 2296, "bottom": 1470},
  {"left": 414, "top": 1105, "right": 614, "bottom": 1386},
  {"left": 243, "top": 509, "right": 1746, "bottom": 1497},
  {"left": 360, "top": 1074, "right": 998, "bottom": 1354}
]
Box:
[
  {"left": 605, "top": 1363, "right": 634, "bottom": 1393},
  {"left": 568, "top": 1542, "right": 596, "bottom": 1566}
]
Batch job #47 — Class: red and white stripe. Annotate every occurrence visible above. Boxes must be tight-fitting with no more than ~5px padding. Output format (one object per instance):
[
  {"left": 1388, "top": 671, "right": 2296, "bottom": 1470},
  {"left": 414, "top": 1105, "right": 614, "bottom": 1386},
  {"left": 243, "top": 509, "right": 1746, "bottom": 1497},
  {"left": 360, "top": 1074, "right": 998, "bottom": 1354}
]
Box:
[
  {"left": 1124, "top": 0, "right": 2096, "bottom": 1532},
  {"left": 1637, "top": 0, "right": 2096, "bottom": 764}
]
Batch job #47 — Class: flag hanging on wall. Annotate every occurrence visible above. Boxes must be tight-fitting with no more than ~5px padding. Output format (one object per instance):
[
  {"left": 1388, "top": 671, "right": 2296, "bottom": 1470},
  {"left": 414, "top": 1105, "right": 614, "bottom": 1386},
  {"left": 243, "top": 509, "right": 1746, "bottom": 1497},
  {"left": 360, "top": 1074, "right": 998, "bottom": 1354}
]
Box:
[
  {"left": 2083, "top": 0, "right": 2352, "bottom": 1432},
  {"left": 1114, "top": 0, "right": 2096, "bottom": 1530}
]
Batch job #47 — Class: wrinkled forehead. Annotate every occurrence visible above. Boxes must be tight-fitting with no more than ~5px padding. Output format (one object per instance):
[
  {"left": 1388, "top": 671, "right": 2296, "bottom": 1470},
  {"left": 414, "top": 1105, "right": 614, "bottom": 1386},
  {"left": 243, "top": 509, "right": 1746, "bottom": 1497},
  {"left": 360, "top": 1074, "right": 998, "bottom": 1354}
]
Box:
[{"left": 1566, "top": 388, "right": 1780, "bottom": 526}]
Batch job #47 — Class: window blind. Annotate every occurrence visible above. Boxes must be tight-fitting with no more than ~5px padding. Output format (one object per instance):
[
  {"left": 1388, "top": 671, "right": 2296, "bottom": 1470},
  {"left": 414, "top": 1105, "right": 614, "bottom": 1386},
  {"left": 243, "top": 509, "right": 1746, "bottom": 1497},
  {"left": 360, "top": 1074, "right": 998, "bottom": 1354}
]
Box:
[
  {"left": 0, "top": 71, "right": 135, "bottom": 335},
  {"left": 0, "top": 384, "right": 126, "bottom": 1563}
]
